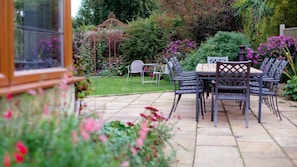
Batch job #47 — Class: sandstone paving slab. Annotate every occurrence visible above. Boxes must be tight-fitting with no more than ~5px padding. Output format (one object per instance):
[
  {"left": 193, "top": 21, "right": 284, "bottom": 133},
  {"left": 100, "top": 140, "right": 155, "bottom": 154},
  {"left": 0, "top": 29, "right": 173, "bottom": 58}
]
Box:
[
  {"left": 194, "top": 158, "right": 243, "bottom": 167},
  {"left": 195, "top": 145, "right": 241, "bottom": 158},
  {"left": 283, "top": 148, "right": 297, "bottom": 162},
  {"left": 238, "top": 141, "right": 287, "bottom": 158},
  {"left": 243, "top": 157, "right": 295, "bottom": 167},
  {"left": 196, "top": 135, "right": 237, "bottom": 146},
  {"left": 197, "top": 127, "right": 233, "bottom": 136}
]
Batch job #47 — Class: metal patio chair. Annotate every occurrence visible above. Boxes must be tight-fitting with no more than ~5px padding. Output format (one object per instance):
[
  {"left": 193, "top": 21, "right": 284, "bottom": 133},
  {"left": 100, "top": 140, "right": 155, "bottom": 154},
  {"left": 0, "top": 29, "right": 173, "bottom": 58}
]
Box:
[
  {"left": 207, "top": 56, "right": 229, "bottom": 64},
  {"left": 212, "top": 61, "right": 251, "bottom": 128},
  {"left": 164, "top": 58, "right": 205, "bottom": 119},
  {"left": 250, "top": 60, "right": 288, "bottom": 120},
  {"left": 126, "top": 60, "right": 144, "bottom": 83}
]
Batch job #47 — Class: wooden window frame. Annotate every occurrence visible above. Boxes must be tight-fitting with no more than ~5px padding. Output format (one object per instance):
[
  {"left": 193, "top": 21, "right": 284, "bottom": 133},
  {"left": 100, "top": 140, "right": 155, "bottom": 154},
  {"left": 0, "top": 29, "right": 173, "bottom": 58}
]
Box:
[{"left": 0, "top": 0, "right": 80, "bottom": 95}]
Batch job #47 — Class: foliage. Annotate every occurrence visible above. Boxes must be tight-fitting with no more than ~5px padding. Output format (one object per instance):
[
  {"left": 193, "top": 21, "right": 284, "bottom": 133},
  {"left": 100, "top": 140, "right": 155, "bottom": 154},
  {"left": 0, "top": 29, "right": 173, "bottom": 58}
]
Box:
[
  {"left": 75, "top": 78, "right": 94, "bottom": 99},
  {"left": 120, "top": 13, "right": 183, "bottom": 64},
  {"left": 283, "top": 47, "right": 297, "bottom": 80},
  {"left": 73, "top": 30, "right": 96, "bottom": 99},
  {"left": 246, "top": 35, "right": 297, "bottom": 65},
  {"left": 74, "top": 0, "right": 159, "bottom": 28},
  {"left": 233, "top": 0, "right": 274, "bottom": 47},
  {"left": 182, "top": 31, "right": 251, "bottom": 70},
  {"left": 234, "top": 0, "right": 297, "bottom": 48},
  {"left": 0, "top": 85, "right": 176, "bottom": 166},
  {"left": 159, "top": 0, "right": 237, "bottom": 44},
  {"left": 162, "top": 39, "right": 197, "bottom": 61},
  {"left": 284, "top": 76, "right": 297, "bottom": 101}
]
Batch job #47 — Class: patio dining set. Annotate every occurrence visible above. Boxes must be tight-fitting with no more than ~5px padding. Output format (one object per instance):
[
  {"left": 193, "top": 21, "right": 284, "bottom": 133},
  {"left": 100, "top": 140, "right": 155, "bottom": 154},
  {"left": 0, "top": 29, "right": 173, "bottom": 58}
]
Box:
[
  {"left": 165, "top": 56, "right": 288, "bottom": 128},
  {"left": 125, "top": 56, "right": 288, "bottom": 128}
]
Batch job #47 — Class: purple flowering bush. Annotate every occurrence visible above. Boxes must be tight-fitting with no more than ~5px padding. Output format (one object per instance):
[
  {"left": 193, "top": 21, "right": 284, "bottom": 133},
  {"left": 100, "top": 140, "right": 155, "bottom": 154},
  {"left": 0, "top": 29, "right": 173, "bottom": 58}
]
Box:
[
  {"left": 163, "top": 39, "right": 197, "bottom": 60},
  {"left": 246, "top": 35, "right": 297, "bottom": 65}
]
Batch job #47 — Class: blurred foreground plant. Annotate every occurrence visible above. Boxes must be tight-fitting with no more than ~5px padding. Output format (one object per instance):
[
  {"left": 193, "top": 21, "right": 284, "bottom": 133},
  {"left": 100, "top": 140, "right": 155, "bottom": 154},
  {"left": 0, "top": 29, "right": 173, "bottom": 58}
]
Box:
[{"left": 0, "top": 83, "right": 176, "bottom": 166}]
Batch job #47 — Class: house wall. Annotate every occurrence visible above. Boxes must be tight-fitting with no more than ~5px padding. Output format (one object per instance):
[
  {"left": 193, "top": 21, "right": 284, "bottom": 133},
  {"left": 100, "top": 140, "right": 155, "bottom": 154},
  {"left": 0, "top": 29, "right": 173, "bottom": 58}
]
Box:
[
  {"left": 280, "top": 24, "right": 297, "bottom": 39},
  {"left": 1, "top": 83, "right": 76, "bottom": 116}
]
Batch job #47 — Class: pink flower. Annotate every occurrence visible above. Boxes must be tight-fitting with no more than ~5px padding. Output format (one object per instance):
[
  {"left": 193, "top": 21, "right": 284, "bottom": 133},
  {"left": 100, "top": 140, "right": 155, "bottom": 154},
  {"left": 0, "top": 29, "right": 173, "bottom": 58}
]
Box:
[
  {"left": 6, "top": 93, "right": 12, "bottom": 101},
  {"left": 144, "top": 106, "right": 158, "bottom": 112},
  {"left": 99, "top": 135, "right": 108, "bottom": 143},
  {"left": 3, "top": 110, "right": 12, "bottom": 119},
  {"left": 38, "top": 88, "right": 44, "bottom": 94},
  {"left": 177, "top": 115, "right": 182, "bottom": 120},
  {"left": 27, "top": 89, "right": 36, "bottom": 95},
  {"left": 127, "top": 122, "right": 135, "bottom": 127},
  {"left": 136, "top": 138, "right": 144, "bottom": 148},
  {"left": 80, "top": 130, "right": 90, "bottom": 141},
  {"left": 81, "top": 118, "right": 103, "bottom": 134},
  {"left": 130, "top": 147, "right": 137, "bottom": 155},
  {"left": 121, "top": 161, "right": 130, "bottom": 167},
  {"left": 3, "top": 154, "right": 11, "bottom": 167},
  {"left": 140, "top": 113, "right": 147, "bottom": 119},
  {"left": 43, "top": 104, "right": 49, "bottom": 116},
  {"left": 14, "top": 153, "right": 24, "bottom": 163},
  {"left": 16, "top": 141, "right": 28, "bottom": 155}
]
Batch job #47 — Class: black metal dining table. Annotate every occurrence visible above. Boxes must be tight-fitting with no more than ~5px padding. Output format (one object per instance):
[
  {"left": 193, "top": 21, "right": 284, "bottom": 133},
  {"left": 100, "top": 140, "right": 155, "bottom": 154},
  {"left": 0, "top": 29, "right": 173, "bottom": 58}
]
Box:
[{"left": 195, "top": 63, "right": 264, "bottom": 123}]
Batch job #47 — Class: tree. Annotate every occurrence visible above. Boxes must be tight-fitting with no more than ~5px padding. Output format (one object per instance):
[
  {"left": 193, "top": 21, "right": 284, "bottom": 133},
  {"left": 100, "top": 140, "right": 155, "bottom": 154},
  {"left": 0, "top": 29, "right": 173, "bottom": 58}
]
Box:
[
  {"left": 74, "top": 0, "right": 159, "bottom": 28},
  {"left": 159, "top": 0, "right": 237, "bottom": 44}
]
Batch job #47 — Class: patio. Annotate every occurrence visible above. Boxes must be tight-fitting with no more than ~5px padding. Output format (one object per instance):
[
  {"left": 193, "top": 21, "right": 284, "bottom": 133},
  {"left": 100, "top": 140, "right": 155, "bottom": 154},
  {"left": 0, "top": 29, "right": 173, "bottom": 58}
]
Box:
[{"left": 82, "top": 92, "right": 297, "bottom": 167}]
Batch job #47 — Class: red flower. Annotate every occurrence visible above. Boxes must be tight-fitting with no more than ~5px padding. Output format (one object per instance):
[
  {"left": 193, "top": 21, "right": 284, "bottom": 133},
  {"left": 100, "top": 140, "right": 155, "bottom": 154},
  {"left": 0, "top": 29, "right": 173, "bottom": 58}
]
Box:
[
  {"left": 144, "top": 106, "right": 158, "bottom": 112},
  {"left": 3, "top": 154, "right": 11, "bottom": 167},
  {"left": 140, "top": 113, "right": 147, "bottom": 119},
  {"left": 127, "top": 122, "right": 135, "bottom": 127},
  {"left": 16, "top": 141, "right": 28, "bottom": 155},
  {"left": 3, "top": 110, "right": 12, "bottom": 119},
  {"left": 14, "top": 153, "right": 24, "bottom": 163},
  {"left": 6, "top": 93, "right": 12, "bottom": 101}
]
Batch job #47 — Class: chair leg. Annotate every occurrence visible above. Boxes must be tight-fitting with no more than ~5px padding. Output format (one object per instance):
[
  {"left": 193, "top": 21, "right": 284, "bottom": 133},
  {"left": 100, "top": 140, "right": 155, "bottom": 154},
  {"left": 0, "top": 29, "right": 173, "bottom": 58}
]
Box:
[
  {"left": 245, "top": 99, "right": 249, "bottom": 128},
  {"left": 274, "top": 95, "right": 282, "bottom": 120},
  {"left": 173, "top": 94, "right": 182, "bottom": 113},
  {"left": 168, "top": 94, "right": 182, "bottom": 118},
  {"left": 214, "top": 98, "right": 218, "bottom": 127},
  {"left": 199, "top": 94, "right": 204, "bottom": 119},
  {"left": 126, "top": 73, "right": 130, "bottom": 84}
]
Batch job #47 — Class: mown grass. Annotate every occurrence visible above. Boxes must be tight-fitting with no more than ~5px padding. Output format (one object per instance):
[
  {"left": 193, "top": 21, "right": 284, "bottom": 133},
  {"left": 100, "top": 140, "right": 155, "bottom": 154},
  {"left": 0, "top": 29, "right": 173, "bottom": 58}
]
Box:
[{"left": 90, "top": 76, "right": 173, "bottom": 96}]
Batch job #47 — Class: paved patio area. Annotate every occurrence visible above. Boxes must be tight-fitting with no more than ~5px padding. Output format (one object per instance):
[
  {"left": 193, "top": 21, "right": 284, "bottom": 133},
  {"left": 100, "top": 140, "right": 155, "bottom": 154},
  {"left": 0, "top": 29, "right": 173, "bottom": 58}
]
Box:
[{"left": 82, "top": 92, "right": 297, "bottom": 167}]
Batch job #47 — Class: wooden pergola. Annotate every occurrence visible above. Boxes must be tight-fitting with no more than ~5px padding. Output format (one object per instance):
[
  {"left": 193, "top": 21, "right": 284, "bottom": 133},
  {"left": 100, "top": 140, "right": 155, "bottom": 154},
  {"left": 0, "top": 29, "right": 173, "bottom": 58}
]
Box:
[{"left": 97, "top": 12, "right": 126, "bottom": 70}]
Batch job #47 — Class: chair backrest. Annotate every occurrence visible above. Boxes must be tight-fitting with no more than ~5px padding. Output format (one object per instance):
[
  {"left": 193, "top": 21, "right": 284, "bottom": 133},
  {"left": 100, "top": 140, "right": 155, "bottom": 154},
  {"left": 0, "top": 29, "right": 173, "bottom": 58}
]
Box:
[
  {"left": 267, "top": 59, "right": 282, "bottom": 78},
  {"left": 259, "top": 57, "right": 269, "bottom": 71},
  {"left": 274, "top": 60, "right": 288, "bottom": 81},
  {"left": 207, "top": 56, "right": 229, "bottom": 64},
  {"left": 130, "top": 60, "right": 144, "bottom": 72},
  {"left": 215, "top": 61, "right": 251, "bottom": 91},
  {"left": 170, "top": 57, "right": 183, "bottom": 75},
  {"left": 263, "top": 58, "right": 275, "bottom": 75}
]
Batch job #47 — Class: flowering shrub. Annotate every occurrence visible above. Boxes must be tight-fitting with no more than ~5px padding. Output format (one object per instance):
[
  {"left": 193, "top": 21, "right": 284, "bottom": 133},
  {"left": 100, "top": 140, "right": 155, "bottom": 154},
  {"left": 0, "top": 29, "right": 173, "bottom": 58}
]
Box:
[
  {"left": 246, "top": 35, "right": 297, "bottom": 65},
  {"left": 0, "top": 85, "right": 176, "bottom": 166},
  {"left": 163, "top": 39, "right": 197, "bottom": 60},
  {"left": 35, "top": 37, "right": 61, "bottom": 61}
]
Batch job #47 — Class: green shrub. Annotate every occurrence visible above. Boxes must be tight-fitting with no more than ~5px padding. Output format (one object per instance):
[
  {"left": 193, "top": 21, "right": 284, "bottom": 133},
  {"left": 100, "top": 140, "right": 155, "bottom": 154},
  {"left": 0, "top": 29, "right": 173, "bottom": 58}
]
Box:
[
  {"left": 182, "top": 31, "right": 251, "bottom": 70},
  {"left": 284, "top": 76, "right": 297, "bottom": 101},
  {"left": 120, "top": 13, "right": 183, "bottom": 64}
]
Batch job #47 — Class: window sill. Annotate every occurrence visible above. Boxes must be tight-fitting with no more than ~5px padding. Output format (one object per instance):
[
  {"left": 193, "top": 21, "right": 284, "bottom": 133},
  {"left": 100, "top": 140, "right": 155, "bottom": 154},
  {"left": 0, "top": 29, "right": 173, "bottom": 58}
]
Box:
[{"left": 0, "top": 76, "right": 84, "bottom": 96}]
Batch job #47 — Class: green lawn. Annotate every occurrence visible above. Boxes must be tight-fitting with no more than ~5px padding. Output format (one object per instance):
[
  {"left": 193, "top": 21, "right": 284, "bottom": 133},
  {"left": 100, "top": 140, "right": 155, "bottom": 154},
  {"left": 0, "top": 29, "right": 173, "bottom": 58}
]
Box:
[{"left": 90, "top": 76, "right": 173, "bottom": 96}]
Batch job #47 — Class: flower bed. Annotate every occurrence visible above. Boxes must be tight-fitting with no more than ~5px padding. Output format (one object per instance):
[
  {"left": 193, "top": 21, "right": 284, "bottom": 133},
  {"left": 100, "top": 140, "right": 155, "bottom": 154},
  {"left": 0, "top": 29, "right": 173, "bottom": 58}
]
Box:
[{"left": 0, "top": 83, "right": 176, "bottom": 166}]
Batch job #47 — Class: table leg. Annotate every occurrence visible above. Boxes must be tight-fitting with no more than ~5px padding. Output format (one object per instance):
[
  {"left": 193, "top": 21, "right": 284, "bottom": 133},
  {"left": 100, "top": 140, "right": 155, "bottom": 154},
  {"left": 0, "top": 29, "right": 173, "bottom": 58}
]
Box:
[
  {"left": 196, "top": 74, "right": 200, "bottom": 122},
  {"left": 258, "top": 75, "right": 263, "bottom": 123}
]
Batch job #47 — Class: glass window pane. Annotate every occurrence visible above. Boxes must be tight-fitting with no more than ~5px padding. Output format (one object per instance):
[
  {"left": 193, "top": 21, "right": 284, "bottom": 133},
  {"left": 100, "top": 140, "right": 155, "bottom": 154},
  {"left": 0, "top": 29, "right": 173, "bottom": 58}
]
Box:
[{"left": 14, "top": 0, "right": 64, "bottom": 71}]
